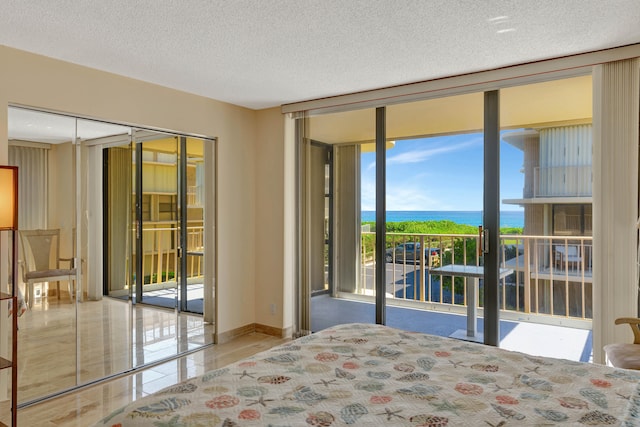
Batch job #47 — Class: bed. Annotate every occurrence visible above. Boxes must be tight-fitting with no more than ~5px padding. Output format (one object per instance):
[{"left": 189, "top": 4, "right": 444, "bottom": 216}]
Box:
[{"left": 94, "top": 323, "right": 640, "bottom": 426}]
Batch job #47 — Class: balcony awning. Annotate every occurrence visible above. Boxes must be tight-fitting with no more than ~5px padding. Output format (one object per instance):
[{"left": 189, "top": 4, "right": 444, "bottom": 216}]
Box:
[
  {"left": 308, "top": 75, "right": 592, "bottom": 145},
  {"left": 503, "top": 196, "right": 592, "bottom": 205}
]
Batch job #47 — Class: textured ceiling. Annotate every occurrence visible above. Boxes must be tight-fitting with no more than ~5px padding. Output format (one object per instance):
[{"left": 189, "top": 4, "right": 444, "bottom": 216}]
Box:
[{"left": 1, "top": 1, "right": 639, "bottom": 110}]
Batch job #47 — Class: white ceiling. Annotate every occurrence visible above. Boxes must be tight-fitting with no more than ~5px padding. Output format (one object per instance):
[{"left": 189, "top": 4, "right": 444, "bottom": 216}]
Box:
[
  {"left": 1, "top": 1, "right": 639, "bottom": 110},
  {"left": 8, "top": 107, "right": 131, "bottom": 144}
]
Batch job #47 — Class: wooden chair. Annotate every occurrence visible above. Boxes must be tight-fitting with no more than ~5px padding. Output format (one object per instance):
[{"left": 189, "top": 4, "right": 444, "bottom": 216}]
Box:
[
  {"left": 603, "top": 317, "right": 640, "bottom": 370},
  {"left": 19, "top": 229, "right": 76, "bottom": 307}
]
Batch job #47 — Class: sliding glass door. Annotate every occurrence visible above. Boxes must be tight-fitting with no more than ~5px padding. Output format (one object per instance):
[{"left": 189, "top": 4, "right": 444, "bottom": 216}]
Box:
[
  {"left": 384, "top": 93, "right": 486, "bottom": 341},
  {"left": 296, "top": 73, "right": 595, "bottom": 357},
  {"left": 133, "top": 131, "right": 180, "bottom": 309},
  {"left": 497, "top": 76, "right": 594, "bottom": 360},
  {"left": 297, "top": 97, "right": 494, "bottom": 341},
  {"left": 183, "top": 137, "right": 207, "bottom": 314},
  {"left": 131, "top": 133, "right": 207, "bottom": 314},
  {"left": 301, "top": 108, "right": 377, "bottom": 332}
]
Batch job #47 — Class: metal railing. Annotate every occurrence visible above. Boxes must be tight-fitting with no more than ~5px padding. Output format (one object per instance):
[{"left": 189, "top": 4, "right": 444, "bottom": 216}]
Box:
[
  {"left": 360, "top": 232, "right": 593, "bottom": 322},
  {"left": 134, "top": 225, "right": 204, "bottom": 287},
  {"left": 187, "top": 185, "right": 198, "bottom": 206}
]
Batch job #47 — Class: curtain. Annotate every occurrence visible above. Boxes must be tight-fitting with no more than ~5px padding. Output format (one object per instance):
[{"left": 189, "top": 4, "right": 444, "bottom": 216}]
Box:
[
  {"left": 107, "top": 147, "right": 132, "bottom": 294},
  {"left": 8, "top": 145, "right": 48, "bottom": 229},
  {"left": 592, "top": 58, "right": 640, "bottom": 364}
]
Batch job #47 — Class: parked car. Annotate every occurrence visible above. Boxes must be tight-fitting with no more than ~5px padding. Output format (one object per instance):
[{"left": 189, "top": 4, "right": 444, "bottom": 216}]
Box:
[{"left": 385, "top": 242, "right": 440, "bottom": 264}]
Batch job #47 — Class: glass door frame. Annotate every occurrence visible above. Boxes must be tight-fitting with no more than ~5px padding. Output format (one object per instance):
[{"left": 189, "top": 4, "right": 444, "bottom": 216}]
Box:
[
  {"left": 133, "top": 132, "right": 183, "bottom": 309},
  {"left": 132, "top": 133, "right": 207, "bottom": 315},
  {"left": 308, "top": 140, "right": 333, "bottom": 297},
  {"left": 295, "top": 96, "right": 502, "bottom": 345},
  {"left": 178, "top": 136, "right": 188, "bottom": 312},
  {"left": 483, "top": 90, "right": 500, "bottom": 346}
]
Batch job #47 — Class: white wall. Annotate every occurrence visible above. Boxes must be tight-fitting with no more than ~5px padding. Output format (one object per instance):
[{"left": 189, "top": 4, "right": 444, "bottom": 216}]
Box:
[{"left": 0, "top": 45, "right": 286, "bottom": 336}]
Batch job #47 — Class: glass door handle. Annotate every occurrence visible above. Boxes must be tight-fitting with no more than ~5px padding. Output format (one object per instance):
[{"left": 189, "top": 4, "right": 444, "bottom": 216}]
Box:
[
  {"left": 479, "top": 226, "right": 489, "bottom": 254},
  {"left": 483, "top": 228, "right": 490, "bottom": 254}
]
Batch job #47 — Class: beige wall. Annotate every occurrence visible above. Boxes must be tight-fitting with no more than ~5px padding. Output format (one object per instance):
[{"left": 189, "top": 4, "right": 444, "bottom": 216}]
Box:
[
  {"left": 255, "top": 108, "right": 286, "bottom": 329},
  {"left": 0, "top": 45, "right": 286, "bottom": 336}
]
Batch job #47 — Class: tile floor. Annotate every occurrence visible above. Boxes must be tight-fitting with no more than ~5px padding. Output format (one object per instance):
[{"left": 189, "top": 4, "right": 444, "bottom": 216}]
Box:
[
  {"left": 16, "top": 332, "right": 288, "bottom": 426},
  {"left": 3, "top": 293, "right": 595, "bottom": 425}
]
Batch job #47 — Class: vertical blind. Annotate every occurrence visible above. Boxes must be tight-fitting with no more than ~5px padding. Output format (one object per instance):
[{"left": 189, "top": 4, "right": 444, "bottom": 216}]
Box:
[{"left": 592, "top": 57, "right": 640, "bottom": 364}]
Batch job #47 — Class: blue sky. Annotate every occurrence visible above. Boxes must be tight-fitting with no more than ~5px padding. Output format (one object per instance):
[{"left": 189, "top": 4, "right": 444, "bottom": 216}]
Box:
[{"left": 361, "top": 131, "right": 525, "bottom": 211}]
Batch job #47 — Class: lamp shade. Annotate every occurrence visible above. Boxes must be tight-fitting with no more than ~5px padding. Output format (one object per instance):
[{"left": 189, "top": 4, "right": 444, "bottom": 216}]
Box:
[{"left": 0, "top": 166, "right": 18, "bottom": 230}]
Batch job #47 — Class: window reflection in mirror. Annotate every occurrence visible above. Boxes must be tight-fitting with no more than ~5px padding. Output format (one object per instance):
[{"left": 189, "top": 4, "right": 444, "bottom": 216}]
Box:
[{"left": 8, "top": 107, "right": 78, "bottom": 402}]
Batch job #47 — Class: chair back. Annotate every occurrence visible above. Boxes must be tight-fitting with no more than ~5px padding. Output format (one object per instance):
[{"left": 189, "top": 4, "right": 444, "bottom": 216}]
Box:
[
  {"left": 567, "top": 245, "right": 579, "bottom": 256},
  {"left": 19, "top": 229, "right": 61, "bottom": 274}
]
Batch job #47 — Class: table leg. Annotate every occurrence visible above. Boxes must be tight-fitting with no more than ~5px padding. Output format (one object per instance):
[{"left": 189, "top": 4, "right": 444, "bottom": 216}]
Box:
[{"left": 467, "top": 277, "right": 478, "bottom": 337}]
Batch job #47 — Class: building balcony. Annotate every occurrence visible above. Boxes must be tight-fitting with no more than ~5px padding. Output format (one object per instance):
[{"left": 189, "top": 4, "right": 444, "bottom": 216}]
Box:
[{"left": 313, "top": 232, "right": 595, "bottom": 360}]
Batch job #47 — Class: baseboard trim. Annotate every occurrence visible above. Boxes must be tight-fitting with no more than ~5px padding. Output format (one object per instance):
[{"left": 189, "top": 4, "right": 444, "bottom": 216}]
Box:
[
  {"left": 217, "top": 323, "right": 289, "bottom": 344},
  {"left": 255, "top": 323, "right": 286, "bottom": 338},
  {"left": 280, "top": 326, "right": 293, "bottom": 339},
  {"left": 217, "top": 323, "right": 256, "bottom": 344}
]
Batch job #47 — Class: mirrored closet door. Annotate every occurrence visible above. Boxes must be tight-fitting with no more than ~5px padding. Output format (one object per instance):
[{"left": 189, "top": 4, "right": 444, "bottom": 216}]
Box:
[{"left": 7, "top": 106, "right": 216, "bottom": 404}]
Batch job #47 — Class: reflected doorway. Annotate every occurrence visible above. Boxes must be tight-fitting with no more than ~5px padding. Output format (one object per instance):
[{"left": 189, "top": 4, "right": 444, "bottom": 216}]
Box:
[
  {"left": 133, "top": 132, "right": 181, "bottom": 311},
  {"left": 105, "top": 132, "right": 208, "bottom": 314}
]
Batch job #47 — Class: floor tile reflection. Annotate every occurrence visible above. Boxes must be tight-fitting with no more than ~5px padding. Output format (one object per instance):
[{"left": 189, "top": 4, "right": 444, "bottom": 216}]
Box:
[
  {"left": 18, "top": 332, "right": 288, "bottom": 426},
  {"left": 17, "top": 296, "right": 214, "bottom": 404}
]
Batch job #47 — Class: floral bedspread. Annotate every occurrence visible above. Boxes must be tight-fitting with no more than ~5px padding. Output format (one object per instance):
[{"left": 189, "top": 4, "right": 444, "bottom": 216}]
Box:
[{"left": 94, "top": 323, "right": 640, "bottom": 426}]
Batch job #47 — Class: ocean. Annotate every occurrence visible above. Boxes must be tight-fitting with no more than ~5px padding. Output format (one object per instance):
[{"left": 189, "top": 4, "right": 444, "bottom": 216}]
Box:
[{"left": 361, "top": 210, "right": 524, "bottom": 228}]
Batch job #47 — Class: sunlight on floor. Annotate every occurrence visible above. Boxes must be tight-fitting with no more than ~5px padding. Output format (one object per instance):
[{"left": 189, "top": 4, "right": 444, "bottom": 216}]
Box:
[{"left": 500, "top": 322, "right": 591, "bottom": 361}]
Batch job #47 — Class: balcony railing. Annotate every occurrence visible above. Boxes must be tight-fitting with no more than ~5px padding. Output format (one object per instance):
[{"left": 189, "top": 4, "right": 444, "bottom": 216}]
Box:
[
  {"left": 360, "top": 232, "right": 593, "bottom": 325},
  {"left": 134, "top": 226, "right": 204, "bottom": 287}
]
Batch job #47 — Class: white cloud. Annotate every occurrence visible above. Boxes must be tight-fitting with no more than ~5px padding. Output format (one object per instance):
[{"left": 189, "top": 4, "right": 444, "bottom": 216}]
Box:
[
  {"left": 386, "top": 137, "right": 481, "bottom": 166},
  {"left": 385, "top": 185, "right": 451, "bottom": 211},
  {"left": 360, "top": 135, "right": 484, "bottom": 211},
  {"left": 363, "top": 170, "right": 460, "bottom": 211},
  {"left": 361, "top": 180, "right": 376, "bottom": 211}
]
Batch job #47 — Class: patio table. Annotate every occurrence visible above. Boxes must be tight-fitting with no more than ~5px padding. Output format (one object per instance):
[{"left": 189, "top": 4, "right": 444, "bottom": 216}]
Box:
[{"left": 429, "top": 264, "right": 513, "bottom": 342}]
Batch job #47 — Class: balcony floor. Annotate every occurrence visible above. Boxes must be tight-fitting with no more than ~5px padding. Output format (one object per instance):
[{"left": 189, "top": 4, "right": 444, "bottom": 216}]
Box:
[
  {"left": 311, "top": 294, "right": 593, "bottom": 363},
  {"left": 140, "top": 283, "right": 204, "bottom": 313}
]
